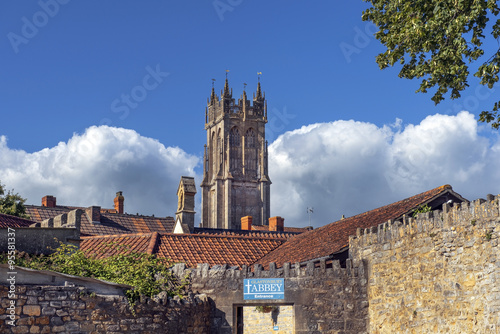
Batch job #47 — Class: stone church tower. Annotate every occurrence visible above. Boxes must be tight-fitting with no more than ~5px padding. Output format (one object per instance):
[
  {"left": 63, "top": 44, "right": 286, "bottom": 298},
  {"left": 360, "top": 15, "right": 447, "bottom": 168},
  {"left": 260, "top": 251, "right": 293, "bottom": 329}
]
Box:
[{"left": 200, "top": 78, "right": 271, "bottom": 229}]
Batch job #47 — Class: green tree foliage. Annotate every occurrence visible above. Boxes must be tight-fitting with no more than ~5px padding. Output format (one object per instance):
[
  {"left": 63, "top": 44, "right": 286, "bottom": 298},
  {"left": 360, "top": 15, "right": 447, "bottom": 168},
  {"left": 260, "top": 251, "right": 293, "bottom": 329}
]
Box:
[
  {"left": 0, "top": 181, "right": 29, "bottom": 218},
  {"left": 412, "top": 204, "right": 431, "bottom": 218},
  {"left": 1, "top": 242, "right": 188, "bottom": 305},
  {"left": 362, "top": 0, "right": 500, "bottom": 129}
]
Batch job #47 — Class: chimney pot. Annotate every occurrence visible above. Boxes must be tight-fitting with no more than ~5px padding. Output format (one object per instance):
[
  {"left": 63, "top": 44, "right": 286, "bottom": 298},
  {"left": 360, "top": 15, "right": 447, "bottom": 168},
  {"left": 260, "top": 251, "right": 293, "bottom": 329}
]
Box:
[
  {"left": 42, "top": 195, "right": 56, "bottom": 208},
  {"left": 269, "top": 216, "right": 284, "bottom": 232},
  {"left": 114, "top": 191, "right": 124, "bottom": 214},
  {"left": 241, "top": 216, "right": 253, "bottom": 230}
]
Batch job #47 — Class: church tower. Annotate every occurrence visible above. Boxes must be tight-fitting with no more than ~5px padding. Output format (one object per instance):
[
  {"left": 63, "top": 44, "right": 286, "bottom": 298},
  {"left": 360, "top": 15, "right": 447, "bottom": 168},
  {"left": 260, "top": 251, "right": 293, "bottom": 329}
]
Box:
[{"left": 200, "top": 77, "right": 271, "bottom": 229}]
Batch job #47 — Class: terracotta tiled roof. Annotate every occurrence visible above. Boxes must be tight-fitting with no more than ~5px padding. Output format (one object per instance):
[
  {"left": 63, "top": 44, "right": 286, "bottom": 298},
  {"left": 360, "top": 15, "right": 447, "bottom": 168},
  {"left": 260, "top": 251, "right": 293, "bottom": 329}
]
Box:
[
  {"left": 157, "top": 234, "right": 286, "bottom": 268},
  {"left": 193, "top": 227, "right": 301, "bottom": 239},
  {"left": 0, "top": 213, "right": 36, "bottom": 228},
  {"left": 90, "top": 214, "right": 173, "bottom": 236},
  {"left": 81, "top": 232, "right": 286, "bottom": 268},
  {"left": 256, "top": 185, "right": 466, "bottom": 268},
  {"left": 81, "top": 233, "right": 156, "bottom": 258},
  {"left": 25, "top": 205, "right": 175, "bottom": 236}
]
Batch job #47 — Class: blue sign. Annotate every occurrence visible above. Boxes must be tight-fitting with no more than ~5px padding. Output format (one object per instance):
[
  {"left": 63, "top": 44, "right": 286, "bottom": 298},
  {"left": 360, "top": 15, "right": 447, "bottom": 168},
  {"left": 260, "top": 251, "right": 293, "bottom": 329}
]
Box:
[
  {"left": 244, "top": 278, "right": 284, "bottom": 300},
  {"left": 273, "top": 326, "right": 279, "bottom": 330}
]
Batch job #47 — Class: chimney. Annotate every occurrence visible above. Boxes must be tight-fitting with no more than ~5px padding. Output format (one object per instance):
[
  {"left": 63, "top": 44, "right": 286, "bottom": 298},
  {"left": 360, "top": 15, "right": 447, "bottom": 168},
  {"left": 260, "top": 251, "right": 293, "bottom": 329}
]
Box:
[
  {"left": 114, "top": 191, "right": 124, "bottom": 214},
  {"left": 42, "top": 195, "right": 56, "bottom": 208},
  {"left": 269, "top": 216, "right": 284, "bottom": 232},
  {"left": 85, "top": 206, "right": 101, "bottom": 224},
  {"left": 241, "top": 216, "right": 253, "bottom": 230}
]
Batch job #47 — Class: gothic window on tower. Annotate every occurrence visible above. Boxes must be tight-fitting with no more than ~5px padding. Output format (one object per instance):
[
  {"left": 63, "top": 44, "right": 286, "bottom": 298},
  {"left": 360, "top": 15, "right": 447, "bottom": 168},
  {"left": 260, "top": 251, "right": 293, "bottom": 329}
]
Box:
[
  {"left": 229, "top": 127, "right": 241, "bottom": 174},
  {"left": 217, "top": 129, "right": 223, "bottom": 172},
  {"left": 245, "top": 128, "right": 257, "bottom": 177},
  {"left": 211, "top": 131, "right": 217, "bottom": 178}
]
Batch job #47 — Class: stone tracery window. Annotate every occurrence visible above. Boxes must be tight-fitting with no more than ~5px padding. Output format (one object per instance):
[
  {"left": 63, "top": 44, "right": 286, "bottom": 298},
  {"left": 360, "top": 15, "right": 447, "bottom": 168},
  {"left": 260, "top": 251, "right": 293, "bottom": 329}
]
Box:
[
  {"left": 230, "top": 127, "right": 242, "bottom": 173},
  {"left": 245, "top": 128, "right": 257, "bottom": 176}
]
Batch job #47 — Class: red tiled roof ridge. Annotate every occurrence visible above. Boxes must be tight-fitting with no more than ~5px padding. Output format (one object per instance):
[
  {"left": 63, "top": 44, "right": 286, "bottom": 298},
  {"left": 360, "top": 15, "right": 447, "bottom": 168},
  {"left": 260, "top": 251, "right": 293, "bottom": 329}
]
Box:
[
  {"left": 26, "top": 204, "right": 175, "bottom": 219},
  {"left": 101, "top": 212, "right": 174, "bottom": 219},
  {"left": 157, "top": 232, "right": 288, "bottom": 241},
  {"left": 81, "top": 232, "right": 154, "bottom": 239},
  {"left": 147, "top": 232, "right": 159, "bottom": 255},
  {"left": 25, "top": 204, "right": 68, "bottom": 210},
  {"left": 250, "top": 225, "right": 310, "bottom": 233},
  {"left": 81, "top": 231, "right": 288, "bottom": 241}
]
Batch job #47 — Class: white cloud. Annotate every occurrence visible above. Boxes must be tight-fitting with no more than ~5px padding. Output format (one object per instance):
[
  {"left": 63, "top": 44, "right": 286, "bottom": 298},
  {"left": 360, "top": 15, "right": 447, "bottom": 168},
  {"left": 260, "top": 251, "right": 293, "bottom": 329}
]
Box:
[
  {"left": 0, "top": 126, "right": 199, "bottom": 217},
  {"left": 1, "top": 112, "right": 499, "bottom": 229},
  {"left": 269, "top": 111, "right": 500, "bottom": 228}
]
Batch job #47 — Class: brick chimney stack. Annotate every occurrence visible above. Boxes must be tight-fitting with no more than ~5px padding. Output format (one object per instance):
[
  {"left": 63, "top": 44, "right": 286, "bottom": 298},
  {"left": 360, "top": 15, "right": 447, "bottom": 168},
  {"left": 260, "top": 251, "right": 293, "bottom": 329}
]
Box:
[
  {"left": 114, "top": 191, "right": 124, "bottom": 214},
  {"left": 42, "top": 195, "right": 56, "bottom": 208},
  {"left": 241, "top": 216, "right": 253, "bottom": 230},
  {"left": 86, "top": 206, "right": 101, "bottom": 224},
  {"left": 269, "top": 216, "right": 284, "bottom": 232}
]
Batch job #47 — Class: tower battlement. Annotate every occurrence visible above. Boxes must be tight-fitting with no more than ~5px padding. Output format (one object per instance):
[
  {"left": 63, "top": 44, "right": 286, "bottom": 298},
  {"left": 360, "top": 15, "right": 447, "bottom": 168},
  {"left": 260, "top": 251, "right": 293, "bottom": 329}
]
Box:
[{"left": 205, "top": 78, "right": 267, "bottom": 127}]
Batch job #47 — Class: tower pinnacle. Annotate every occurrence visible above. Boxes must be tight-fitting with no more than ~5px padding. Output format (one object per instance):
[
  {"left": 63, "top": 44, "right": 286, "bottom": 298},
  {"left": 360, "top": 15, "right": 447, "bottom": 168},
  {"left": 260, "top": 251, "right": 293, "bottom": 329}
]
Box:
[
  {"left": 210, "top": 78, "right": 216, "bottom": 103},
  {"left": 256, "top": 72, "right": 263, "bottom": 100},
  {"left": 224, "top": 70, "right": 231, "bottom": 97}
]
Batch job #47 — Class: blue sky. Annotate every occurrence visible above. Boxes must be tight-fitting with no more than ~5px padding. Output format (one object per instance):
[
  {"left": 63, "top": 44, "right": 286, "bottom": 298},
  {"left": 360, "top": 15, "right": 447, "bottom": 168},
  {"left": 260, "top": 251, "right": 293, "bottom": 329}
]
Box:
[{"left": 1, "top": 1, "right": 499, "bottom": 227}]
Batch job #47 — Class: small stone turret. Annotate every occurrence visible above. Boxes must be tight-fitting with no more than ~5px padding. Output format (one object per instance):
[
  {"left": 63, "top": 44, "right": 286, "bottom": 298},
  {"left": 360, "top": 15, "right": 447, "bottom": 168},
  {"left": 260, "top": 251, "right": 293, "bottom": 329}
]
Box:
[{"left": 175, "top": 176, "right": 197, "bottom": 233}]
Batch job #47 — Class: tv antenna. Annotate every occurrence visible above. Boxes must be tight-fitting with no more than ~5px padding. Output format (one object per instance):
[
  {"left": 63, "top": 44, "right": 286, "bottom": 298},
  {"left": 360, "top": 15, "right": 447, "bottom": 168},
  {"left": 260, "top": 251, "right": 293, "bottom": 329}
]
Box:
[{"left": 306, "top": 207, "right": 314, "bottom": 226}]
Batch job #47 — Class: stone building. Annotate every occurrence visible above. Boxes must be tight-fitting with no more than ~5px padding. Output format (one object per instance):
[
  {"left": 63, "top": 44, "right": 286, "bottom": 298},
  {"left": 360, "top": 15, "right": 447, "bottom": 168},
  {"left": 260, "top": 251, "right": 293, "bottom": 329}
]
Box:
[{"left": 200, "top": 78, "right": 271, "bottom": 229}]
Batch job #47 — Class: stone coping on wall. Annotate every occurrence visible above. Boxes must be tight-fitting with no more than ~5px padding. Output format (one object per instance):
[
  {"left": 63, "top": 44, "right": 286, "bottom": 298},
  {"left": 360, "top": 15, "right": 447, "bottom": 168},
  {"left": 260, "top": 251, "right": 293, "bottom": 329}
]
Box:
[{"left": 0, "top": 264, "right": 130, "bottom": 296}]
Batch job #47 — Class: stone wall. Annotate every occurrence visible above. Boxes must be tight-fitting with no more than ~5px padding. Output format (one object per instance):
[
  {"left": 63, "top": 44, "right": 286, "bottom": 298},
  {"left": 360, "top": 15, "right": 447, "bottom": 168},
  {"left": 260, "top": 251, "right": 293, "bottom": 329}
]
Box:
[
  {"left": 350, "top": 195, "right": 500, "bottom": 334},
  {"left": 243, "top": 305, "right": 293, "bottom": 334},
  {"left": 0, "top": 209, "right": 82, "bottom": 255},
  {"left": 172, "top": 258, "right": 369, "bottom": 334},
  {"left": 0, "top": 266, "right": 212, "bottom": 333},
  {"left": 0, "top": 227, "right": 80, "bottom": 255}
]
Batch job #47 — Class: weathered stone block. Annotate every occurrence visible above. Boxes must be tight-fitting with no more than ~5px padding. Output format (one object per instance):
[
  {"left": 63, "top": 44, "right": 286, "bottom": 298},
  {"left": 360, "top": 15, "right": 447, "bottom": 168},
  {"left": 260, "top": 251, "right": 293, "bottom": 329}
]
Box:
[
  {"left": 11, "top": 326, "right": 29, "bottom": 334},
  {"left": 23, "top": 305, "right": 40, "bottom": 316}
]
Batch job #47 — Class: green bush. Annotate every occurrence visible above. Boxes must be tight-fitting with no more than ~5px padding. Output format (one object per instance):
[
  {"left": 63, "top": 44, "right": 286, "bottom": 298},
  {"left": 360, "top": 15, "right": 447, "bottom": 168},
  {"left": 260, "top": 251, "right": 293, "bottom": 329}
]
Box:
[
  {"left": 1, "top": 242, "right": 188, "bottom": 305},
  {"left": 412, "top": 204, "right": 431, "bottom": 218}
]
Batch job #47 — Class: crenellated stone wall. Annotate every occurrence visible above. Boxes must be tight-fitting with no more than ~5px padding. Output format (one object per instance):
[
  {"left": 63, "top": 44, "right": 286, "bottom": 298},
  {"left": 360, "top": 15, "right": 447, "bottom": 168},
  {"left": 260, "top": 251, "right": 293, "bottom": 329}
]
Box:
[
  {"left": 172, "top": 258, "right": 369, "bottom": 334},
  {"left": 350, "top": 195, "right": 500, "bottom": 334}
]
